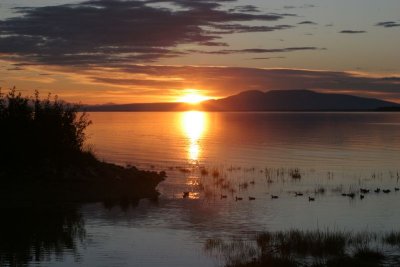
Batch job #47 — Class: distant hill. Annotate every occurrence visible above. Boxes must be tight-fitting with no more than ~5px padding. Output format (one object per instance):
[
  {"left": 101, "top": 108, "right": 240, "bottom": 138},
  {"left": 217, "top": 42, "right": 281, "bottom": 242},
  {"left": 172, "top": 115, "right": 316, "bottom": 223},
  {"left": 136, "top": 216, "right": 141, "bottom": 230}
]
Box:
[
  {"left": 85, "top": 89, "right": 400, "bottom": 112},
  {"left": 202, "top": 89, "right": 399, "bottom": 111}
]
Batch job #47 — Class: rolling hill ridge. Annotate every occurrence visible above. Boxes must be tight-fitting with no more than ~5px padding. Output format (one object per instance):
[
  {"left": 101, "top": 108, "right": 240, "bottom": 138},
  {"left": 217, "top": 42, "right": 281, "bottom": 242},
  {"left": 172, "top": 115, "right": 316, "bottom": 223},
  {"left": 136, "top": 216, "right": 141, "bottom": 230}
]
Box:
[{"left": 85, "top": 89, "right": 400, "bottom": 111}]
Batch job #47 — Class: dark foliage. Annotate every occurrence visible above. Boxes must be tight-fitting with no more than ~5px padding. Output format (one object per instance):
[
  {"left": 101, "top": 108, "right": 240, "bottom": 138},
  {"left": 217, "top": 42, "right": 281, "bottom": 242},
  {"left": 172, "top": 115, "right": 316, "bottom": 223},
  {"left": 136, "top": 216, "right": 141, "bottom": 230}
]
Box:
[
  {"left": 0, "top": 88, "right": 165, "bottom": 203},
  {"left": 0, "top": 88, "right": 91, "bottom": 181}
]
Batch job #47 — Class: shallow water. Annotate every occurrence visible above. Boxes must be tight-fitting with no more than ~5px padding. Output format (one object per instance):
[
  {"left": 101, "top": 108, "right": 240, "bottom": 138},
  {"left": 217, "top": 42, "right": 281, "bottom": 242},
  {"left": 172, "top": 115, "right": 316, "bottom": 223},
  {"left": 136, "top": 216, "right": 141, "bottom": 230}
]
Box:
[{"left": 2, "top": 112, "right": 400, "bottom": 266}]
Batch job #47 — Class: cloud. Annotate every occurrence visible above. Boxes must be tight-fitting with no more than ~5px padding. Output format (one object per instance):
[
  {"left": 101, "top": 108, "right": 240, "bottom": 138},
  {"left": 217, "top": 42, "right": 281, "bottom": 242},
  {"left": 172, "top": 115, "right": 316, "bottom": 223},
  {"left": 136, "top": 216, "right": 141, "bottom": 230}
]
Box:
[
  {"left": 93, "top": 77, "right": 184, "bottom": 88},
  {"left": 198, "top": 41, "right": 229, "bottom": 47},
  {"left": 283, "top": 4, "right": 315, "bottom": 9},
  {"left": 379, "top": 77, "right": 400, "bottom": 81},
  {"left": 210, "top": 24, "right": 293, "bottom": 33},
  {"left": 229, "top": 5, "right": 260, "bottom": 13},
  {"left": 298, "top": 21, "right": 317, "bottom": 25},
  {"left": 375, "top": 21, "right": 400, "bottom": 28},
  {"left": 0, "top": 0, "right": 295, "bottom": 66},
  {"left": 7, "top": 66, "right": 24, "bottom": 71},
  {"left": 339, "top": 30, "right": 366, "bottom": 34},
  {"left": 251, "top": 56, "right": 286, "bottom": 60},
  {"left": 188, "top": 47, "right": 324, "bottom": 55}
]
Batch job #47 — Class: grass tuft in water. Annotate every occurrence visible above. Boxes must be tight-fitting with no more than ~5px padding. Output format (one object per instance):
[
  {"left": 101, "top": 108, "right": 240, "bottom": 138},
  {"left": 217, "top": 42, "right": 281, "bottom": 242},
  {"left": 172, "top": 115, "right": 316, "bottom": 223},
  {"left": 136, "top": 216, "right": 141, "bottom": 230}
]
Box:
[
  {"left": 206, "top": 229, "right": 400, "bottom": 267},
  {"left": 383, "top": 231, "right": 400, "bottom": 246}
]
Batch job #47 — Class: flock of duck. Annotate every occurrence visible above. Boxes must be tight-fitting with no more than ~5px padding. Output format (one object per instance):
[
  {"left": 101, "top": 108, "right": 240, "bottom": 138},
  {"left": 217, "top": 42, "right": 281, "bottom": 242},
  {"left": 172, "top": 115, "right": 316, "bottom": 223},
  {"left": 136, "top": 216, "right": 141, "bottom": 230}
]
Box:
[
  {"left": 182, "top": 187, "right": 400, "bottom": 202},
  {"left": 179, "top": 167, "right": 400, "bottom": 202},
  {"left": 341, "top": 187, "right": 400, "bottom": 199}
]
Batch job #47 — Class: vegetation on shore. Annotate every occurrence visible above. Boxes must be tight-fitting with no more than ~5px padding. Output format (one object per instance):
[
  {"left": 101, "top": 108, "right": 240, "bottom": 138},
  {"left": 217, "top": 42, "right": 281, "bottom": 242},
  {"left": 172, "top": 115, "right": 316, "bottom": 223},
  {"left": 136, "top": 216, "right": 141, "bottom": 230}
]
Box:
[
  {"left": 205, "top": 229, "right": 400, "bottom": 267},
  {"left": 0, "top": 88, "right": 166, "bottom": 202}
]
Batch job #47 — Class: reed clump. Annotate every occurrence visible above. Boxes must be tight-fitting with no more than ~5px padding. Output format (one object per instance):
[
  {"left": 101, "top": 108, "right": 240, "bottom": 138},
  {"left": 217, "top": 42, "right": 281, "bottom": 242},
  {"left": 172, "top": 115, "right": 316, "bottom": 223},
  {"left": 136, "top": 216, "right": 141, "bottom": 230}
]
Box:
[
  {"left": 289, "top": 168, "right": 302, "bottom": 179},
  {"left": 205, "top": 229, "right": 400, "bottom": 267},
  {"left": 382, "top": 231, "right": 400, "bottom": 246},
  {"left": 257, "top": 230, "right": 347, "bottom": 257}
]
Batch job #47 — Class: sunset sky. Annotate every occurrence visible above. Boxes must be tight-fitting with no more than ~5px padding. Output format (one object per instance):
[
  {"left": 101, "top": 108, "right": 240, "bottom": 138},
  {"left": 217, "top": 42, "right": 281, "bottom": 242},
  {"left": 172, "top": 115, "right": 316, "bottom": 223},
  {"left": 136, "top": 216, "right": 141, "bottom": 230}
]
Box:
[{"left": 0, "top": 0, "right": 399, "bottom": 104}]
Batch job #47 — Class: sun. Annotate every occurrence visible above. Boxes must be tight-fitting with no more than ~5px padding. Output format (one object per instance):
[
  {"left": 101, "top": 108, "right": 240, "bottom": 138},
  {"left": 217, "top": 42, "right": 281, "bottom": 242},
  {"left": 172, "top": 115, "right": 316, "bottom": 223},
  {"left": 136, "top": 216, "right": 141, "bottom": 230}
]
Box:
[
  {"left": 181, "top": 94, "right": 207, "bottom": 104},
  {"left": 179, "top": 90, "right": 209, "bottom": 104}
]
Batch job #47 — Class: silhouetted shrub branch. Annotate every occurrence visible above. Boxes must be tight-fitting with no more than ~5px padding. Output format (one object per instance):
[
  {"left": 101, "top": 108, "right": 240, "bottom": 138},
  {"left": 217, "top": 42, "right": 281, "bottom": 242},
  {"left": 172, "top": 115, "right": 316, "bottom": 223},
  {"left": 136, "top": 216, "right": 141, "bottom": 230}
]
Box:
[{"left": 0, "top": 87, "right": 91, "bottom": 179}]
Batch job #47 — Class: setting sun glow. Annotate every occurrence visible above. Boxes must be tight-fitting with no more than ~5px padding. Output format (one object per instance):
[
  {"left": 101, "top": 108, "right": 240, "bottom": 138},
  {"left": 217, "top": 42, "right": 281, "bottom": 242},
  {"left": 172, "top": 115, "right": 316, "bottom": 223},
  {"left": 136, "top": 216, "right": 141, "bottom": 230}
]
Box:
[{"left": 179, "top": 90, "right": 209, "bottom": 104}]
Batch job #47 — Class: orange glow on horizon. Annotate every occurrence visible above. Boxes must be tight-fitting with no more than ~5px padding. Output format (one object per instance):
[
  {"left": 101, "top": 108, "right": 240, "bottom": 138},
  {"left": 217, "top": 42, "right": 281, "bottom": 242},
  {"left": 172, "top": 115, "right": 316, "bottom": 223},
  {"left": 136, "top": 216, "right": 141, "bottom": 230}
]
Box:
[{"left": 178, "top": 89, "right": 210, "bottom": 104}]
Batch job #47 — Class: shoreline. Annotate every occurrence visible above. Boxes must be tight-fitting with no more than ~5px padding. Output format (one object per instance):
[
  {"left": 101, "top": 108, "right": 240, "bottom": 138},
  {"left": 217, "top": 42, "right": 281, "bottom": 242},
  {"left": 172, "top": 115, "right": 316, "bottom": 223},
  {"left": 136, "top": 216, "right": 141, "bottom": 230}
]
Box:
[{"left": 0, "top": 155, "right": 166, "bottom": 204}]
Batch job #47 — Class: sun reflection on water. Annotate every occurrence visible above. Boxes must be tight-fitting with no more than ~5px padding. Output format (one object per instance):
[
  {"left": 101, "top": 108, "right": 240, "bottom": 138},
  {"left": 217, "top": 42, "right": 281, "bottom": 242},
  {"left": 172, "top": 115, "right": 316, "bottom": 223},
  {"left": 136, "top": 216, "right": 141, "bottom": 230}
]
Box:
[{"left": 181, "top": 111, "right": 207, "bottom": 164}]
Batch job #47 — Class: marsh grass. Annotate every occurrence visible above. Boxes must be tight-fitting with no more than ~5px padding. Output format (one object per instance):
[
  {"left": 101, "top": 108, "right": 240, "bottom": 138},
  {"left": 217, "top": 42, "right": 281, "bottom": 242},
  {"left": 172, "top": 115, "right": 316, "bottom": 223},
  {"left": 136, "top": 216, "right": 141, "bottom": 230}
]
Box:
[
  {"left": 205, "top": 229, "right": 400, "bottom": 267},
  {"left": 256, "top": 230, "right": 347, "bottom": 257},
  {"left": 212, "top": 169, "right": 221, "bottom": 178},
  {"left": 314, "top": 185, "right": 326, "bottom": 195},
  {"left": 205, "top": 238, "right": 259, "bottom": 267},
  {"left": 166, "top": 162, "right": 400, "bottom": 204},
  {"left": 290, "top": 168, "right": 302, "bottom": 179},
  {"left": 201, "top": 168, "right": 209, "bottom": 176},
  {"left": 382, "top": 231, "right": 400, "bottom": 246}
]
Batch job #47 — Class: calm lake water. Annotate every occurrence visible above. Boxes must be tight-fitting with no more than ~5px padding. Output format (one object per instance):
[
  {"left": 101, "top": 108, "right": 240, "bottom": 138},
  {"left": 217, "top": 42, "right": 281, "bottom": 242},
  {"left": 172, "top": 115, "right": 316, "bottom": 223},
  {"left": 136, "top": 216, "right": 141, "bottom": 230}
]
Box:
[{"left": 3, "top": 112, "right": 400, "bottom": 266}]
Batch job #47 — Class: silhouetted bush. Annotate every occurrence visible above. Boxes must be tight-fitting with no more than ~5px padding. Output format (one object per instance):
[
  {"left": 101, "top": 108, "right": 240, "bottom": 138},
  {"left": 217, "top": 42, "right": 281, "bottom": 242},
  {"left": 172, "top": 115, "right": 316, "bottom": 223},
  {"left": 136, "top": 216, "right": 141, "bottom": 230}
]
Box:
[
  {"left": 0, "top": 88, "right": 91, "bottom": 180},
  {"left": 0, "top": 87, "right": 165, "bottom": 202}
]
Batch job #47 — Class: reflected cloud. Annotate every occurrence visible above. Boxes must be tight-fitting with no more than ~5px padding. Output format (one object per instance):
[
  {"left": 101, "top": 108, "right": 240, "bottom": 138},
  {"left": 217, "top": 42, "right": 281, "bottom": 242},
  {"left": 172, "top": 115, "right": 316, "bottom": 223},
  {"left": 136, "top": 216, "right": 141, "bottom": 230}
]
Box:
[{"left": 181, "top": 111, "right": 207, "bottom": 163}]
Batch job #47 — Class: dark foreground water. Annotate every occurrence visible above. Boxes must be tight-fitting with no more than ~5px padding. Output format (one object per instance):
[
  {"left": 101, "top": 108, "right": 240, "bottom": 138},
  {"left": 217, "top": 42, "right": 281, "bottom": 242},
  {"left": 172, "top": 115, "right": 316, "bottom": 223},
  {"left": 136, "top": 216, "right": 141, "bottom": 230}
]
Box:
[{"left": 2, "top": 112, "right": 400, "bottom": 266}]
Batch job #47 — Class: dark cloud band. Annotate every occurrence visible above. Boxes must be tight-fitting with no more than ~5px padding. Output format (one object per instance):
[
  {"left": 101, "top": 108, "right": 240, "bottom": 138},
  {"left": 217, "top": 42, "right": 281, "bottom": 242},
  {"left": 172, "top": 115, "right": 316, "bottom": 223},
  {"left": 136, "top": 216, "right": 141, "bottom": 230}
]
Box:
[
  {"left": 375, "top": 21, "right": 400, "bottom": 28},
  {"left": 339, "top": 30, "right": 366, "bottom": 34},
  {"left": 187, "top": 47, "right": 324, "bottom": 55},
  {"left": 0, "top": 0, "right": 296, "bottom": 66}
]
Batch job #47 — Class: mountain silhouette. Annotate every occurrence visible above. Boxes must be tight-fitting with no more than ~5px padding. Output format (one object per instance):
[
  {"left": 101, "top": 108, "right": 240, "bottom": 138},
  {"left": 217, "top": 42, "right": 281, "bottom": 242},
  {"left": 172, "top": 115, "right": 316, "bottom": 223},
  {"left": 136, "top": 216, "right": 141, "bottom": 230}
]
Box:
[
  {"left": 203, "top": 89, "right": 399, "bottom": 111},
  {"left": 86, "top": 89, "right": 399, "bottom": 111}
]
